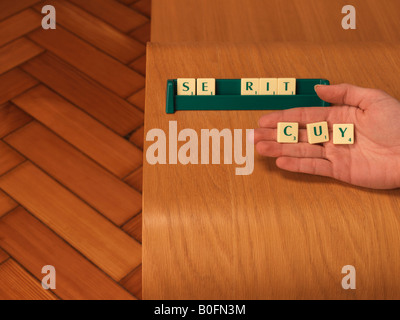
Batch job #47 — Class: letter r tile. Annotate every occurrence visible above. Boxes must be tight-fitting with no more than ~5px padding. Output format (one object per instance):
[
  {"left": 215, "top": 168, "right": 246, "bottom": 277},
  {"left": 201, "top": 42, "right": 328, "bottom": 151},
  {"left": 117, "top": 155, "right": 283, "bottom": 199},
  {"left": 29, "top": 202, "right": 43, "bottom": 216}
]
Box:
[{"left": 241, "top": 78, "right": 260, "bottom": 95}]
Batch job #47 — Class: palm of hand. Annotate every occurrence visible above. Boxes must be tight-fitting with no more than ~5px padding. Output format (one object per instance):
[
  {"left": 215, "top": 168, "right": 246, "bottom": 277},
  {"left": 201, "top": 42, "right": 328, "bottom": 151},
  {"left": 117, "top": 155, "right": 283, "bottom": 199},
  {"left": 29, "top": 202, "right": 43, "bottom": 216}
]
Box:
[
  {"left": 255, "top": 84, "right": 400, "bottom": 189},
  {"left": 326, "top": 95, "right": 400, "bottom": 189}
]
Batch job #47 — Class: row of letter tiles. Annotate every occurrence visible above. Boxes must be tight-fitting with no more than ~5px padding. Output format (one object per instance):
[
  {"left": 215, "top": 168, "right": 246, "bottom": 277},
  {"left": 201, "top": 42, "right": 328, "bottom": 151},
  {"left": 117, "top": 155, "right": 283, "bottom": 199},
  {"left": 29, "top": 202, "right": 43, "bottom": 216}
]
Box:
[
  {"left": 176, "top": 78, "right": 296, "bottom": 95},
  {"left": 277, "top": 122, "right": 354, "bottom": 145},
  {"left": 241, "top": 78, "right": 296, "bottom": 95},
  {"left": 177, "top": 78, "right": 215, "bottom": 96}
]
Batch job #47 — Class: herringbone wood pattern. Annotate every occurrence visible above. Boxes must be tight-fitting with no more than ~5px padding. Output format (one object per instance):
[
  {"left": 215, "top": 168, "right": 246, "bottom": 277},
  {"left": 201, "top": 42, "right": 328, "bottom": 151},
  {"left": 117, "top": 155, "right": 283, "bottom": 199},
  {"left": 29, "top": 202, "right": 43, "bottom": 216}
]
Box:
[{"left": 0, "top": 0, "right": 148, "bottom": 300}]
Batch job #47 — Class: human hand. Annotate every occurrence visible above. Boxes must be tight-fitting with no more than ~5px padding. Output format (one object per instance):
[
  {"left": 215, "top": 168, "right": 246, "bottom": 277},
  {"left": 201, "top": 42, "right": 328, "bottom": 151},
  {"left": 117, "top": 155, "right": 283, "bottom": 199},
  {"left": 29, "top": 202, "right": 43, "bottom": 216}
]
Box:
[{"left": 254, "top": 84, "right": 400, "bottom": 189}]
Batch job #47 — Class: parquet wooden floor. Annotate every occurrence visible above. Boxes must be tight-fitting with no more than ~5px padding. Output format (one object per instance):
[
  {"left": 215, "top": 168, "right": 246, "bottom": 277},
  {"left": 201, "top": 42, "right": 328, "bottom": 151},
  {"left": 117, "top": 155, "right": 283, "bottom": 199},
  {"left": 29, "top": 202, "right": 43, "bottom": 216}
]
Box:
[{"left": 0, "top": 0, "right": 148, "bottom": 300}]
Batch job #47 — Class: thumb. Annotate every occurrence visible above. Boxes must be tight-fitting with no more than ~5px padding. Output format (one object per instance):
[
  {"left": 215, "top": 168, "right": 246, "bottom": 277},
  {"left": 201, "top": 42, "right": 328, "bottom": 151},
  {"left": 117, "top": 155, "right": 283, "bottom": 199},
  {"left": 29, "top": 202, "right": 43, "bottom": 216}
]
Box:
[{"left": 315, "top": 83, "right": 377, "bottom": 110}]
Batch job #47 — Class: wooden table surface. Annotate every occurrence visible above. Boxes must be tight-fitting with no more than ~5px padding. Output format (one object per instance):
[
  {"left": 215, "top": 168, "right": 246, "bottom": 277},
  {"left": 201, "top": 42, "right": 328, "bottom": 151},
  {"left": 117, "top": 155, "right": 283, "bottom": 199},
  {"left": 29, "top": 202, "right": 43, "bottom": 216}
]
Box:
[
  {"left": 143, "top": 42, "right": 400, "bottom": 299},
  {"left": 152, "top": 0, "right": 400, "bottom": 43}
]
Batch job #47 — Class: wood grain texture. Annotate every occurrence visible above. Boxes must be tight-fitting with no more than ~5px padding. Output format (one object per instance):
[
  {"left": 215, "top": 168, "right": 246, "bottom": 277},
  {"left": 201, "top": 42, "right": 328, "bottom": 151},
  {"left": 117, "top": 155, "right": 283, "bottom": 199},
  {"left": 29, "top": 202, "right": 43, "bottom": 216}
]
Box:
[
  {"left": 28, "top": 26, "right": 145, "bottom": 97},
  {"left": 0, "top": 248, "right": 8, "bottom": 264},
  {"left": 22, "top": 53, "right": 143, "bottom": 135},
  {"left": 130, "top": 55, "right": 146, "bottom": 76},
  {"left": 0, "top": 207, "right": 135, "bottom": 299},
  {"left": 124, "top": 167, "right": 143, "bottom": 192},
  {"left": 143, "top": 43, "right": 400, "bottom": 299},
  {"left": 120, "top": 264, "right": 142, "bottom": 299},
  {"left": 0, "top": 0, "right": 39, "bottom": 21},
  {"left": 0, "top": 69, "right": 38, "bottom": 105},
  {"left": 127, "top": 88, "right": 146, "bottom": 111},
  {"left": 131, "top": 0, "right": 151, "bottom": 18},
  {"left": 130, "top": 23, "right": 151, "bottom": 44},
  {"left": 35, "top": 0, "right": 145, "bottom": 64},
  {"left": 0, "top": 162, "right": 142, "bottom": 281},
  {"left": 0, "top": 38, "right": 43, "bottom": 75},
  {"left": 12, "top": 85, "right": 142, "bottom": 177},
  {"left": 0, "top": 141, "right": 25, "bottom": 176},
  {"left": 0, "top": 0, "right": 147, "bottom": 300},
  {"left": 0, "top": 103, "right": 32, "bottom": 138},
  {"left": 0, "top": 190, "right": 17, "bottom": 218},
  {"left": 152, "top": 0, "right": 400, "bottom": 42},
  {"left": 118, "top": 0, "right": 137, "bottom": 5},
  {"left": 0, "top": 259, "right": 57, "bottom": 300},
  {"left": 122, "top": 212, "right": 142, "bottom": 243},
  {"left": 5, "top": 121, "right": 142, "bottom": 225},
  {"left": 0, "top": 9, "right": 41, "bottom": 47},
  {"left": 70, "top": 0, "right": 149, "bottom": 33},
  {"left": 129, "top": 126, "right": 144, "bottom": 149}
]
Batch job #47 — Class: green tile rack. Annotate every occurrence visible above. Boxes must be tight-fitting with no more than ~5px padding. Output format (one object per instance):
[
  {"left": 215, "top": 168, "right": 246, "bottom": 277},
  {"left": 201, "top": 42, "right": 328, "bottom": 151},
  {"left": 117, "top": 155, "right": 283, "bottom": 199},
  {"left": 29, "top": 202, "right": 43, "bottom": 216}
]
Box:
[{"left": 166, "top": 78, "right": 330, "bottom": 114}]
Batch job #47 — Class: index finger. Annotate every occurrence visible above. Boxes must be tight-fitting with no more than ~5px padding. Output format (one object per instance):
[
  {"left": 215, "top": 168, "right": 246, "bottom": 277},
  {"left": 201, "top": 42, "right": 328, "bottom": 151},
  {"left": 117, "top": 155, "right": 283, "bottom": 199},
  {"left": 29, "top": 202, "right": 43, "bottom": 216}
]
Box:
[{"left": 258, "top": 107, "right": 332, "bottom": 128}]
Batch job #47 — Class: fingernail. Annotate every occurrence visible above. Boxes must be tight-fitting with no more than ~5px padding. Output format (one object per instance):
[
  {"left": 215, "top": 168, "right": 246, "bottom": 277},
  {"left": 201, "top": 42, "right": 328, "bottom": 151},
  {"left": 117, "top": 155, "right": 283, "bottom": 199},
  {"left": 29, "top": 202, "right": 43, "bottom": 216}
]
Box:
[
  {"left": 247, "top": 130, "right": 255, "bottom": 143},
  {"left": 314, "top": 84, "right": 328, "bottom": 91}
]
